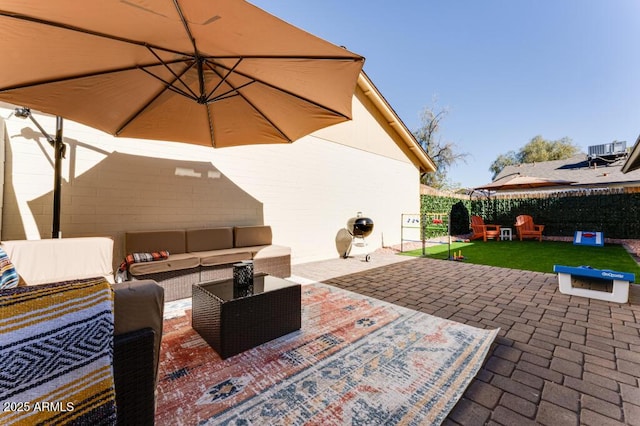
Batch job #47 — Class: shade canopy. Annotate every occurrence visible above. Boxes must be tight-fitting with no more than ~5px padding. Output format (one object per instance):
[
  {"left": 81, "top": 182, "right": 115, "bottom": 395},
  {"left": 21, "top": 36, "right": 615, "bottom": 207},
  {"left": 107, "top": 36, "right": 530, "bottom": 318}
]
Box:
[
  {"left": 475, "top": 174, "right": 576, "bottom": 191},
  {"left": 0, "top": 0, "right": 364, "bottom": 147}
]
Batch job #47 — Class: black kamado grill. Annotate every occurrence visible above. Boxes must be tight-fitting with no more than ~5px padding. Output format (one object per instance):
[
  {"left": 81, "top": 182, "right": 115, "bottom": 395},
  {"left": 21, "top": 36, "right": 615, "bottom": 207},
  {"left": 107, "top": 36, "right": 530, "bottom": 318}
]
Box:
[{"left": 345, "top": 212, "right": 374, "bottom": 262}]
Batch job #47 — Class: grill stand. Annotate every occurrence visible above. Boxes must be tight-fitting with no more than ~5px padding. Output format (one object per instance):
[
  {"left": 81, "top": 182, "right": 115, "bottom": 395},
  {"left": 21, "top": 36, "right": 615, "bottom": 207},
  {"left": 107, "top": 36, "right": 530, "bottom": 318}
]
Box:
[{"left": 344, "top": 235, "right": 371, "bottom": 262}]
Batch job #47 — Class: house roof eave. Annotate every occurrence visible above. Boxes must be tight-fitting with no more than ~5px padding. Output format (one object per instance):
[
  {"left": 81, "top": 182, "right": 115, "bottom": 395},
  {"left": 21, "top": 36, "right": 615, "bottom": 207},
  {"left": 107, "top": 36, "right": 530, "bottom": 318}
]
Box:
[
  {"left": 622, "top": 134, "right": 640, "bottom": 173},
  {"left": 356, "top": 71, "right": 436, "bottom": 174}
]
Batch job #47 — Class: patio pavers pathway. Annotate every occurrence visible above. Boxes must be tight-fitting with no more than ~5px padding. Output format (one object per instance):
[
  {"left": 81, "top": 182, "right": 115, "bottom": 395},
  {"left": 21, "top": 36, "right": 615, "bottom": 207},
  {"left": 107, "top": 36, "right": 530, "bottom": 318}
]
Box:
[{"left": 292, "top": 253, "right": 640, "bottom": 425}]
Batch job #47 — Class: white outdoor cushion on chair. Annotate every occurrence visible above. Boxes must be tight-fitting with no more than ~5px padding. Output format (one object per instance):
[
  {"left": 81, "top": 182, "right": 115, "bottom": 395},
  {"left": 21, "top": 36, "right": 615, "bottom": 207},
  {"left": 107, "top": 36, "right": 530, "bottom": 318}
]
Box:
[{"left": 1, "top": 237, "right": 114, "bottom": 285}]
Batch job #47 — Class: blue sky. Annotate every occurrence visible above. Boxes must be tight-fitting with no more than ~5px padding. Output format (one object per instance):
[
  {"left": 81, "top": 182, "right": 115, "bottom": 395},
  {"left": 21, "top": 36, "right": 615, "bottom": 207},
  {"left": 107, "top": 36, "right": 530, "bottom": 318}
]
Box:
[{"left": 250, "top": 0, "right": 640, "bottom": 188}]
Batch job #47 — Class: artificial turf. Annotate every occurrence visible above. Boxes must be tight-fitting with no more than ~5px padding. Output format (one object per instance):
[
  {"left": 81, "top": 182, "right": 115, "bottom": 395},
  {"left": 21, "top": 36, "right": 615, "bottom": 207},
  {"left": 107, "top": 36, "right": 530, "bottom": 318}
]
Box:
[{"left": 401, "top": 239, "right": 640, "bottom": 275}]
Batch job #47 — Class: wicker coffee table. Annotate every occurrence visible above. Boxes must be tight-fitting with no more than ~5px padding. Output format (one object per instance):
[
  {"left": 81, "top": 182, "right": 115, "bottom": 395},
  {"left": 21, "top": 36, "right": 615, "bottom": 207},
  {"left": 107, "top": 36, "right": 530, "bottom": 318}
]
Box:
[{"left": 192, "top": 274, "right": 301, "bottom": 359}]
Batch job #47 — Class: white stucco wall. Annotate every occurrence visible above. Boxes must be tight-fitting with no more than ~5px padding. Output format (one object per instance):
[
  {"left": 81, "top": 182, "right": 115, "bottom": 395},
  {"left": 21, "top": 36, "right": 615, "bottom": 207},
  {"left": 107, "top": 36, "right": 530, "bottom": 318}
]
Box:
[{"left": 0, "top": 93, "right": 421, "bottom": 269}]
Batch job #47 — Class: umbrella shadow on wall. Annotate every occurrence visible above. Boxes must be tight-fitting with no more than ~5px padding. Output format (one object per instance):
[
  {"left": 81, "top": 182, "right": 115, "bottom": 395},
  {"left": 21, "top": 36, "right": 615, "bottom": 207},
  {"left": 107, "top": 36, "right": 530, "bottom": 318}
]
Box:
[
  {"left": 17, "top": 125, "right": 106, "bottom": 189},
  {"left": 0, "top": 122, "right": 24, "bottom": 237},
  {"left": 7, "top": 136, "right": 263, "bottom": 263}
]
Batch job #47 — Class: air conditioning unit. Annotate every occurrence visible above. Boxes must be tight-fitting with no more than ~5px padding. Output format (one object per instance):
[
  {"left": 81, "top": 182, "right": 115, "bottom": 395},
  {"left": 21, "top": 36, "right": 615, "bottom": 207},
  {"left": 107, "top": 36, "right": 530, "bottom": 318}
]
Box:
[{"left": 588, "top": 141, "right": 627, "bottom": 159}]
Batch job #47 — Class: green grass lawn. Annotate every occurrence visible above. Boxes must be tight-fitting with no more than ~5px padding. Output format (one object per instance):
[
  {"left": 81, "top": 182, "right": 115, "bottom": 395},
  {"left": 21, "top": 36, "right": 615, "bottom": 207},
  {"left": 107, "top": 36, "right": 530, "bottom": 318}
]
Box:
[{"left": 401, "top": 240, "right": 640, "bottom": 275}]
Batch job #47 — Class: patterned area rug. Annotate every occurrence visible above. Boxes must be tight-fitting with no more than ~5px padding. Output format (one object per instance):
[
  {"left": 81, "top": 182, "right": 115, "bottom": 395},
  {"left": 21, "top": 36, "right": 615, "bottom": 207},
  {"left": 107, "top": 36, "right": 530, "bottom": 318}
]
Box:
[{"left": 156, "top": 282, "right": 498, "bottom": 425}]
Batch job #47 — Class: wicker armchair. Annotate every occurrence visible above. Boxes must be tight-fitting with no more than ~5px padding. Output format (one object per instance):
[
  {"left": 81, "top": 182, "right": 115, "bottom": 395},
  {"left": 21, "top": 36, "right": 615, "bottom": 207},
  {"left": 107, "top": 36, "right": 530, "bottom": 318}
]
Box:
[
  {"left": 0, "top": 279, "right": 163, "bottom": 425},
  {"left": 113, "top": 328, "right": 157, "bottom": 424},
  {"left": 0, "top": 238, "right": 164, "bottom": 424},
  {"left": 113, "top": 280, "right": 164, "bottom": 424}
]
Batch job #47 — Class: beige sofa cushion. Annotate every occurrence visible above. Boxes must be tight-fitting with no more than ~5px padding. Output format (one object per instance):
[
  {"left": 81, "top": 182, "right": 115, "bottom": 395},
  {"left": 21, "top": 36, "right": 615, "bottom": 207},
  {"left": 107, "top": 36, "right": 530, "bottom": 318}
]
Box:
[
  {"left": 128, "top": 252, "right": 199, "bottom": 276},
  {"left": 234, "top": 225, "right": 272, "bottom": 248},
  {"left": 1, "top": 237, "right": 114, "bottom": 285},
  {"left": 125, "top": 230, "right": 186, "bottom": 255},
  {"left": 250, "top": 244, "right": 291, "bottom": 259},
  {"left": 196, "top": 248, "right": 253, "bottom": 267},
  {"left": 186, "top": 227, "right": 233, "bottom": 252},
  {"left": 112, "top": 279, "right": 164, "bottom": 381}
]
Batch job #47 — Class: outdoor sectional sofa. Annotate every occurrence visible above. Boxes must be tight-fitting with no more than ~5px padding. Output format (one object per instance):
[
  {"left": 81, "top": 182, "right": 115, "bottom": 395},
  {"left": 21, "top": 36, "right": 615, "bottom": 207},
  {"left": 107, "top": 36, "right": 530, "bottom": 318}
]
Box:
[{"left": 124, "top": 225, "right": 291, "bottom": 301}]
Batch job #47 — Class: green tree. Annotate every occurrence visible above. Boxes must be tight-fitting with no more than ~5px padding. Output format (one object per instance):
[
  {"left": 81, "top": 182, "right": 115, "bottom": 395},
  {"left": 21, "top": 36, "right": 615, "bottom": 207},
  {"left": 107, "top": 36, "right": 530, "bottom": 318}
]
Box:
[
  {"left": 489, "top": 135, "right": 581, "bottom": 178},
  {"left": 413, "top": 105, "right": 468, "bottom": 189},
  {"left": 490, "top": 151, "right": 518, "bottom": 177}
]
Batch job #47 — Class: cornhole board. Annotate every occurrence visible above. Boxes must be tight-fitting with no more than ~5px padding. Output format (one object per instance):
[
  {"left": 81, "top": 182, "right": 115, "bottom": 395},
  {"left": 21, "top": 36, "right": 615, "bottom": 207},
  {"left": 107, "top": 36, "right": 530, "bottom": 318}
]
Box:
[
  {"left": 553, "top": 265, "right": 635, "bottom": 303},
  {"left": 573, "top": 231, "right": 603, "bottom": 246}
]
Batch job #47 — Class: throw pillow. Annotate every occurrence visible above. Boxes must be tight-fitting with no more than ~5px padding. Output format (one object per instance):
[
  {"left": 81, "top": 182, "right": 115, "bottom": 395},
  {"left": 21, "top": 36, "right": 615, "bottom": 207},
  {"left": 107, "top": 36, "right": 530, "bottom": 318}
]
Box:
[
  {"left": 0, "top": 246, "right": 19, "bottom": 289},
  {"left": 0, "top": 277, "right": 117, "bottom": 425},
  {"left": 118, "top": 250, "right": 170, "bottom": 272}
]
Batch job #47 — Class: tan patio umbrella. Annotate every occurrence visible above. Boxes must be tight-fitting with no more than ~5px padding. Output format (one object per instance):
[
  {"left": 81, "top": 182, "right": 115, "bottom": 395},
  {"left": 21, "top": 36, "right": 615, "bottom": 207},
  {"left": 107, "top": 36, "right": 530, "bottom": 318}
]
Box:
[
  {"left": 474, "top": 174, "right": 576, "bottom": 224},
  {"left": 0, "top": 0, "right": 364, "bottom": 236},
  {"left": 0, "top": 0, "right": 364, "bottom": 147},
  {"left": 475, "top": 174, "right": 576, "bottom": 191}
]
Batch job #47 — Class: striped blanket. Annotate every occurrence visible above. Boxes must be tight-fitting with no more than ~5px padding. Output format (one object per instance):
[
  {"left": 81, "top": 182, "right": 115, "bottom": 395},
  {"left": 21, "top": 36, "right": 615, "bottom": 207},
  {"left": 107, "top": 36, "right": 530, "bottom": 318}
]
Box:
[{"left": 0, "top": 278, "right": 116, "bottom": 425}]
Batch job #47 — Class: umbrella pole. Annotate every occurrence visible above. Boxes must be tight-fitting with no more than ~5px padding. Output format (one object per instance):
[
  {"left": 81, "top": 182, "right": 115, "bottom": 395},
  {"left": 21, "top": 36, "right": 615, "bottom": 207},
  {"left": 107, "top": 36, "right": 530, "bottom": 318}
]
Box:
[
  {"left": 448, "top": 213, "right": 452, "bottom": 260},
  {"left": 52, "top": 117, "right": 63, "bottom": 238},
  {"left": 14, "top": 108, "right": 64, "bottom": 238}
]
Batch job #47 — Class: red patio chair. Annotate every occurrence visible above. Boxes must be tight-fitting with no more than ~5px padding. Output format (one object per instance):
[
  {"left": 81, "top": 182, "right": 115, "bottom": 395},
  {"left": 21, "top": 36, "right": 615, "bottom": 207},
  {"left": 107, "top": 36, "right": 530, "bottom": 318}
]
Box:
[
  {"left": 470, "top": 216, "right": 501, "bottom": 242},
  {"left": 514, "top": 215, "right": 544, "bottom": 242}
]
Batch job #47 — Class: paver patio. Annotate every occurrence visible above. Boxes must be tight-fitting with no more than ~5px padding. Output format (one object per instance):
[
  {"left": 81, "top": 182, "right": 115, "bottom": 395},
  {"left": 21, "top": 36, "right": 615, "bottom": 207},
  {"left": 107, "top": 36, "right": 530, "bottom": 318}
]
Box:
[{"left": 292, "top": 253, "right": 640, "bottom": 425}]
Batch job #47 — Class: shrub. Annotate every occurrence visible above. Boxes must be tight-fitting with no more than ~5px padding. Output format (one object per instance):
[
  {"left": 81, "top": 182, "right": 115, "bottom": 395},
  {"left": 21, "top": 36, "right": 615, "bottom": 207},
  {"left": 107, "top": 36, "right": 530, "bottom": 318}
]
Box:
[{"left": 450, "top": 201, "right": 471, "bottom": 235}]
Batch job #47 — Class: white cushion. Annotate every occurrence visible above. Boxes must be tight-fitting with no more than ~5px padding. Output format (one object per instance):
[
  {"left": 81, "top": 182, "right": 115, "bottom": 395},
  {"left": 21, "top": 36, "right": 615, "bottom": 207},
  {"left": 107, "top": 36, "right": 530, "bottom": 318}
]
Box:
[{"left": 1, "top": 237, "right": 114, "bottom": 285}]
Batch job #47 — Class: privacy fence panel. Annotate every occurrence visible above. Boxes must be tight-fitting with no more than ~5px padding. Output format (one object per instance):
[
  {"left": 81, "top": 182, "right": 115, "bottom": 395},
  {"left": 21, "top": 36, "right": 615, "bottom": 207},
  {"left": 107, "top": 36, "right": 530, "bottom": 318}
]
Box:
[
  {"left": 467, "top": 190, "right": 640, "bottom": 239},
  {"left": 420, "top": 194, "right": 472, "bottom": 235}
]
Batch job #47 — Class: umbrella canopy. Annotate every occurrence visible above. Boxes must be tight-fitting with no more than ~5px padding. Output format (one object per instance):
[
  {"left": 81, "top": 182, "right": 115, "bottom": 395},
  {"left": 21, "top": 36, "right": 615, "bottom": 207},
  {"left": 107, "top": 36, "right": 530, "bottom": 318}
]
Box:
[
  {"left": 475, "top": 174, "right": 576, "bottom": 191},
  {"left": 0, "top": 0, "right": 364, "bottom": 147}
]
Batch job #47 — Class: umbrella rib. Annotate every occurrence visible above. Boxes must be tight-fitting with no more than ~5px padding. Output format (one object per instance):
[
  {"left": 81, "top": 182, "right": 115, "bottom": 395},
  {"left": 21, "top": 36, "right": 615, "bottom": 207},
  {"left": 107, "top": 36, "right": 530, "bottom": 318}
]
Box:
[
  {"left": 203, "top": 54, "right": 364, "bottom": 61},
  {"left": 172, "top": 0, "right": 198, "bottom": 54},
  {"left": 115, "top": 65, "right": 193, "bottom": 136},
  {"left": 145, "top": 46, "right": 199, "bottom": 100},
  {"left": 204, "top": 58, "right": 243, "bottom": 101},
  {"left": 247, "top": 97, "right": 293, "bottom": 142},
  {"left": 171, "top": 0, "right": 209, "bottom": 103},
  {"left": 202, "top": 59, "right": 262, "bottom": 104},
  {"left": 0, "top": 11, "right": 361, "bottom": 64},
  {"left": 207, "top": 82, "right": 254, "bottom": 103},
  {"left": 0, "top": 59, "right": 189, "bottom": 93},
  {"left": 137, "top": 66, "right": 198, "bottom": 101},
  {"left": 0, "top": 10, "right": 189, "bottom": 58},
  {"left": 205, "top": 58, "right": 351, "bottom": 120},
  {"left": 206, "top": 65, "right": 292, "bottom": 142}
]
